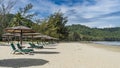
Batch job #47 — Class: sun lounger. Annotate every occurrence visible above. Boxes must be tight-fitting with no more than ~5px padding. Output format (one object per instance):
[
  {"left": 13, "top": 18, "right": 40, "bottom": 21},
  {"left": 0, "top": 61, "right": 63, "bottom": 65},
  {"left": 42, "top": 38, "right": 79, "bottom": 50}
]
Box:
[
  {"left": 10, "top": 43, "right": 33, "bottom": 54},
  {"left": 17, "top": 43, "right": 34, "bottom": 52},
  {"left": 10, "top": 43, "right": 20, "bottom": 54},
  {"left": 29, "top": 43, "right": 43, "bottom": 49}
]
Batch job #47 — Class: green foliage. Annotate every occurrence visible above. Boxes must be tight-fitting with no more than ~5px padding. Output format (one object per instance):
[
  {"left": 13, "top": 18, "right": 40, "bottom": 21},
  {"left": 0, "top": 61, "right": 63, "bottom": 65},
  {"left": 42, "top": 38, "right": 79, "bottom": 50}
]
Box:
[
  {"left": 1, "top": 1, "right": 120, "bottom": 42},
  {"left": 0, "top": 0, "right": 16, "bottom": 36},
  {"left": 10, "top": 3, "right": 35, "bottom": 27},
  {"left": 68, "top": 32, "right": 81, "bottom": 41},
  {"left": 0, "top": 2, "right": 66, "bottom": 41},
  {"left": 39, "top": 12, "right": 69, "bottom": 40},
  {"left": 67, "top": 24, "right": 120, "bottom": 41},
  {"left": 0, "top": 14, "right": 14, "bottom": 37}
]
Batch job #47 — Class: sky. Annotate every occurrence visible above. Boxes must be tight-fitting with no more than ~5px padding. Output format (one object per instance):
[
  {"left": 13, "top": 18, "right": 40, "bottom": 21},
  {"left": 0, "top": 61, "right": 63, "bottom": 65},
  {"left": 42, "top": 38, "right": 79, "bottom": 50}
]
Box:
[{"left": 4, "top": 0, "right": 120, "bottom": 28}]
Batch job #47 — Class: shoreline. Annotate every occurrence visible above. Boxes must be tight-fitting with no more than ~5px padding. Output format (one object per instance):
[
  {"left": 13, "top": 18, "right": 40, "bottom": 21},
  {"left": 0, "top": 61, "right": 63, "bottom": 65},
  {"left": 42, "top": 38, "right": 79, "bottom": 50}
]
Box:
[{"left": 81, "top": 42, "right": 120, "bottom": 52}]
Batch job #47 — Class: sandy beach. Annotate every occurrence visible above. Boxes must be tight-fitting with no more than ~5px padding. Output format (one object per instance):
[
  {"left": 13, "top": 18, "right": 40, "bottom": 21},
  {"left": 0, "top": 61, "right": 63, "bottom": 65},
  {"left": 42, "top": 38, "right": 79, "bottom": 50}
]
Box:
[{"left": 0, "top": 42, "right": 120, "bottom": 68}]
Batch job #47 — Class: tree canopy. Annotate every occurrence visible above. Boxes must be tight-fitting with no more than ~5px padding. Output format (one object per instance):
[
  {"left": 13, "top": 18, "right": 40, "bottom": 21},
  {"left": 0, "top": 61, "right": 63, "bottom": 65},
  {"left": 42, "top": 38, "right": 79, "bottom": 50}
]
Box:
[
  {"left": 67, "top": 24, "right": 120, "bottom": 41},
  {"left": 38, "top": 12, "right": 69, "bottom": 40},
  {"left": 0, "top": 1, "right": 120, "bottom": 41}
]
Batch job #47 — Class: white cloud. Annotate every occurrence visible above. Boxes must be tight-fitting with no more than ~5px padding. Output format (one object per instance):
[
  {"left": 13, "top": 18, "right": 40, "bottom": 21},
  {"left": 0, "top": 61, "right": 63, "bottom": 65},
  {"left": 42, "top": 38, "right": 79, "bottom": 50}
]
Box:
[
  {"left": 62, "top": 0, "right": 120, "bottom": 28},
  {"left": 5, "top": 0, "right": 120, "bottom": 28},
  {"left": 98, "top": 24, "right": 115, "bottom": 28},
  {"left": 80, "top": 21, "right": 115, "bottom": 28}
]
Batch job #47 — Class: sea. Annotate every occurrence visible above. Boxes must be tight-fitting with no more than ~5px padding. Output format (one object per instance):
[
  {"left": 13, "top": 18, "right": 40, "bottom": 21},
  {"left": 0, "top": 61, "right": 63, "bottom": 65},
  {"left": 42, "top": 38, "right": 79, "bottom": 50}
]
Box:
[{"left": 93, "top": 41, "right": 120, "bottom": 46}]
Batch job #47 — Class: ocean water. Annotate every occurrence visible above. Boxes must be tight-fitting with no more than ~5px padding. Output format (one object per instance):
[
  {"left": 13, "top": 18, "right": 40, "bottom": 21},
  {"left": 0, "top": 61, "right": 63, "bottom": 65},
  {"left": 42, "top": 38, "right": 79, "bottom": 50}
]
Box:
[{"left": 93, "top": 41, "right": 120, "bottom": 46}]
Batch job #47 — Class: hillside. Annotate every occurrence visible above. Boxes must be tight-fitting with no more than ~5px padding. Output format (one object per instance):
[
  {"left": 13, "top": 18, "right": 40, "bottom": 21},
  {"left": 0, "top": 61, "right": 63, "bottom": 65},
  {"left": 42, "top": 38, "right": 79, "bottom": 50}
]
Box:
[
  {"left": 67, "top": 24, "right": 120, "bottom": 41},
  {"left": 1, "top": 14, "right": 120, "bottom": 41}
]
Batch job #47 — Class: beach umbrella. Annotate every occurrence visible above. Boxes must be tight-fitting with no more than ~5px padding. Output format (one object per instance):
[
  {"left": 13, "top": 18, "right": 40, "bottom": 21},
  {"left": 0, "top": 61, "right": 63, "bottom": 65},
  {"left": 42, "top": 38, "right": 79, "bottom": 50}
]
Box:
[
  {"left": 33, "top": 35, "right": 49, "bottom": 39},
  {"left": 34, "top": 35, "right": 57, "bottom": 43},
  {"left": 52, "top": 38, "right": 59, "bottom": 40},
  {"left": 2, "top": 33, "right": 14, "bottom": 44},
  {"left": 33, "top": 35, "right": 59, "bottom": 44},
  {"left": 12, "top": 33, "right": 28, "bottom": 43},
  {"left": 34, "top": 35, "right": 59, "bottom": 40},
  {"left": 42, "top": 35, "right": 55, "bottom": 40},
  {"left": 4, "top": 26, "right": 35, "bottom": 45},
  {"left": 33, "top": 35, "right": 50, "bottom": 42},
  {"left": 23, "top": 33, "right": 41, "bottom": 43}
]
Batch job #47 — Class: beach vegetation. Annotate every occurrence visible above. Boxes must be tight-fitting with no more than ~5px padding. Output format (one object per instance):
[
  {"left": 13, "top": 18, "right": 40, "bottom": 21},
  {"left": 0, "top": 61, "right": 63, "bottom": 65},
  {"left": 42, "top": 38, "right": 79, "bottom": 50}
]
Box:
[{"left": 0, "top": 1, "right": 120, "bottom": 41}]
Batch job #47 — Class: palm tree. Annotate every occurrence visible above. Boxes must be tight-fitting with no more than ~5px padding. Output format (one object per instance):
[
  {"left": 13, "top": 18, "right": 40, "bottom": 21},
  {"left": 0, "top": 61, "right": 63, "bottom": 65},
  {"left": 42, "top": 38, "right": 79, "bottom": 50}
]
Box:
[
  {"left": 10, "top": 3, "right": 35, "bottom": 27},
  {"left": 12, "top": 12, "right": 24, "bottom": 26}
]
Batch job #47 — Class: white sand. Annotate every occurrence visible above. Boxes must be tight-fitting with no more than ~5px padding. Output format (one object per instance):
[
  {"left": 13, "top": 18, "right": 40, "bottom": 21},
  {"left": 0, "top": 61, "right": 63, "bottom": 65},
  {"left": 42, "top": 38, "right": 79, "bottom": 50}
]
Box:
[{"left": 0, "top": 42, "right": 120, "bottom": 68}]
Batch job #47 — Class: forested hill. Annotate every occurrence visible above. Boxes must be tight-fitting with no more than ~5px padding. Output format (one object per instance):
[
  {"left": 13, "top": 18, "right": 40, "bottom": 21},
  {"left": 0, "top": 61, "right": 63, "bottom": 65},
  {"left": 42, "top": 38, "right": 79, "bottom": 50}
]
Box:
[{"left": 67, "top": 24, "right": 120, "bottom": 41}]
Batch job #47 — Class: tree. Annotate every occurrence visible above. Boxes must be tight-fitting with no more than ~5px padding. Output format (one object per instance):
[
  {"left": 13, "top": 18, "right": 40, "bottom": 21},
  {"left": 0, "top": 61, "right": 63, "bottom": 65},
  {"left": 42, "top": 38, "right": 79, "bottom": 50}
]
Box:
[
  {"left": 0, "top": 0, "right": 16, "bottom": 27},
  {"left": 10, "top": 3, "right": 36, "bottom": 27},
  {"left": 39, "top": 11, "right": 69, "bottom": 40},
  {"left": 0, "top": 0, "right": 16, "bottom": 40}
]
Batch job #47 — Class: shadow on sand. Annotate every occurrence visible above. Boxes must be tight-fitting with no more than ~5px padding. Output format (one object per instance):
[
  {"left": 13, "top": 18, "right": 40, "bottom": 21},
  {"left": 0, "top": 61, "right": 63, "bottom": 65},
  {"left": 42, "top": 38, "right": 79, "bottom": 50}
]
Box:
[
  {"left": 0, "top": 58, "right": 49, "bottom": 68},
  {"left": 33, "top": 51, "right": 60, "bottom": 54}
]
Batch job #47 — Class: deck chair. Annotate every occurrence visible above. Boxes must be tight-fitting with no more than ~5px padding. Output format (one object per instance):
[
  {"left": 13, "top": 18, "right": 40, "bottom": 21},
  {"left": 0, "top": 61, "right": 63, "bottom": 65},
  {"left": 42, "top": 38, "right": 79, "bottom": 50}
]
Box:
[
  {"left": 10, "top": 43, "right": 33, "bottom": 54},
  {"left": 10, "top": 43, "right": 20, "bottom": 54},
  {"left": 17, "top": 43, "right": 34, "bottom": 52},
  {"left": 29, "top": 43, "right": 43, "bottom": 49}
]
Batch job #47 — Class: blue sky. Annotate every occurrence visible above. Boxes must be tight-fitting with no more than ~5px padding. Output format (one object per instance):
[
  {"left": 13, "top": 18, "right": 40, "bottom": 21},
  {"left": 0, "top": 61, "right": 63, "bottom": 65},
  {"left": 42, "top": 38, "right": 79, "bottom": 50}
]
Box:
[{"left": 6, "top": 0, "right": 120, "bottom": 28}]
